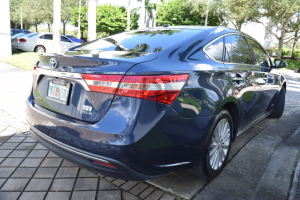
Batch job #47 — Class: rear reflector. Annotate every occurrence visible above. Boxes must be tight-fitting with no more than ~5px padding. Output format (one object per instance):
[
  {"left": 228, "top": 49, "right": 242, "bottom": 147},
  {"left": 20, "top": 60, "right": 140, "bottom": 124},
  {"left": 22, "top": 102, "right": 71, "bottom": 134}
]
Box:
[
  {"left": 82, "top": 74, "right": 189, "bottom": 105},
  {"left": 18, "top": 38, "right": 26, "bottom": 42},
  {"left": 33, "top": 66, "right": 38, "bottom": 79},
  {"left": 93, "top": 160, "right": 117, "bottom": 168}
]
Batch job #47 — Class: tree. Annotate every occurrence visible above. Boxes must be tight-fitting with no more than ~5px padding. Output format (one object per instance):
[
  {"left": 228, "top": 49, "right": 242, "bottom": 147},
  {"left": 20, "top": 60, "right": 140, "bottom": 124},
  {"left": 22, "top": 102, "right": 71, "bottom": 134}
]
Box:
[
  {"left": 251, "top": 0, "right": 300, "bottom": 58},
  {"left": 61, "top": 0, "right": 79, "bottom": 35},
  {"left": 138, "top": 0, "right": 160, "bottom": 28},
  {"left": 71, "top": 5, "right": 88, "bottom": 39},
  {"left": 156, "top": 0, "right": 220, "bottom": 26},
  {"left": 96, "top": 4, "right": 127, "bottom": 35},
  {"left": 10, "top": 0, "right": 22, "bottom": 28}
]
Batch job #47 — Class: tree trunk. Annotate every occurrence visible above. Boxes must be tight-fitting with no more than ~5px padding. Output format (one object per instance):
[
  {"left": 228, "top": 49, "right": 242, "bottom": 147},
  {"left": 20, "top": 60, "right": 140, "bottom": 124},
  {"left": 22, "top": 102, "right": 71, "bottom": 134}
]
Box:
[
  {"left": 140, "top": 0, "right": 146, "bottom": 28},
  {"left": 35, "top": 24, "right": 38, "bottom": 32},
  {"left": 291, "top": 31, "right": 298, "bottom": 59},
  {"left": 277, "top": 36, "right": 284, "bottom": 59},
  {"left": 52, "top": 0, "right": 62, "bottom": 53},
  {"left": 127, "top": 0, "right": 131, "bottom": 31},
  {"left": 88, "top": 0, "right": 97, "bottom": 42},
  {"left": 77, "top": 0, "right": 81, "bottom": 39},
  {"left": 62, "top": 21, "right": 66, "bottom": 35}
]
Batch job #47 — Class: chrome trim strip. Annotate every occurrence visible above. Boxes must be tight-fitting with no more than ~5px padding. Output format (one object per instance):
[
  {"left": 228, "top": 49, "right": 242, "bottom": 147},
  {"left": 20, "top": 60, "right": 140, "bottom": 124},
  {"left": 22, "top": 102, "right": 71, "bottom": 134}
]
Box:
[
  {"left": 28, "top": 123, "right": 109, "bottom": 163},
  {"left": 37, "top": 68, "right": 90, "bottom": 91},
  {"left": 156, "top": 162, "right": 191, "bottom": 167},
  {"left": 237, "top": 111, "right": 270, "bottom": 136}
]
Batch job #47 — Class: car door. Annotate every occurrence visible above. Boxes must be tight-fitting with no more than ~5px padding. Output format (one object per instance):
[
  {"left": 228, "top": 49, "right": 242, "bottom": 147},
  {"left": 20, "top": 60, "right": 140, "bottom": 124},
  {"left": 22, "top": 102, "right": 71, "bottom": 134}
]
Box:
[
  {"left": 246, "top": 38, "right": 280, "bottom": 111},
  {"left": 39, "top": 34, "right": 53, "bottom": 53},
  {"left": 60, "top": 36, "right": 74, "bottom": 51},
  {"left": 223, "top": 34, "right": 268, "bottom": 130}
]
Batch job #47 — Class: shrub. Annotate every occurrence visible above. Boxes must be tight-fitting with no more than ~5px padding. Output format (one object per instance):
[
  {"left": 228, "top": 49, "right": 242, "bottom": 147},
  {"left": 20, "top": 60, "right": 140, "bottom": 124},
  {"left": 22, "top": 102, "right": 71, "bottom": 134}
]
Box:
[
  {"left": 292, "top": 49, "right": 300, "bottom": 58},
  {"left": 282, "top": 48, "right": 291, "bottom": 57}
]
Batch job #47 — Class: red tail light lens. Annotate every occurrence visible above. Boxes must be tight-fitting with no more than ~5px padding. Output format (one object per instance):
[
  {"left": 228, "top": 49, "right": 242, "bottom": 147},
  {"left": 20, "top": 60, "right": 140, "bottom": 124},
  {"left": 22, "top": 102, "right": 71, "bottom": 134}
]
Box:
[
  {"left": 18, "top": 38, "right": 26, "bottom": 42},
  {"left": 81, "top": 74, "right": 123, "bottom": 94},
  {"left": 33, "top": 66, "right": 38, "bottom": 79},
  {"left": 117, "top": 75, "right": 189, "bottom": 105},
  {"left": 82, "top": 74, "right": 189, "bottom": 105}
]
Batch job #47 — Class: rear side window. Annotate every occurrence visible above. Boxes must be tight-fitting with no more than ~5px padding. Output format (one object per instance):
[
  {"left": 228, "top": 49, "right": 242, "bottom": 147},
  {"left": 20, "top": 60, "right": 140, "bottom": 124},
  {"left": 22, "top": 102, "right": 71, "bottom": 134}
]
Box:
[
  {"left": 205, "top": 37, "right": 224, "bottom": 62},
  {"left": 247, "top": 39, "right": 270, "bottom": 67},
  {"left": 41, "top": 34, "right": 53, "bottom": 40},
  {"left": 224, "top": 35, "right": 254, "bottom": 65}
]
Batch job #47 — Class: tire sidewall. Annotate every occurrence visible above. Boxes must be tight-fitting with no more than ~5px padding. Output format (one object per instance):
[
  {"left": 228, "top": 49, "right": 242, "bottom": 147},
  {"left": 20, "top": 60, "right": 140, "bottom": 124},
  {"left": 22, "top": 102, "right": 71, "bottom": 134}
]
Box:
[{"left": 203, "top": 109, "right": 233, "bottom": 178}]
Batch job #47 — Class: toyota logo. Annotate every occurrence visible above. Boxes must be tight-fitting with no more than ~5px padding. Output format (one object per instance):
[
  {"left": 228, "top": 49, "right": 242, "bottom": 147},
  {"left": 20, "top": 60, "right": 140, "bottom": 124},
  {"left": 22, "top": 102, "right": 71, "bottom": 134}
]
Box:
[{"left": 49, "top": 58, "right": 58, "bottom": 69}]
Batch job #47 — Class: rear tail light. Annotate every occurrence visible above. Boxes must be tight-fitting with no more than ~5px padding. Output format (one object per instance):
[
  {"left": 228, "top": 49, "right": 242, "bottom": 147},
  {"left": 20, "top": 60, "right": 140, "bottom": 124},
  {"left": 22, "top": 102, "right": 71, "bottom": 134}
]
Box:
[
  {"left": 18, "top": 38, "right": 26, "bottom": 42},
  {"left": 82, "top": 74, "right": 189, "bottom": 105},
  {"left": 33, "top": 65, "right": 38, "bottom": 79}
]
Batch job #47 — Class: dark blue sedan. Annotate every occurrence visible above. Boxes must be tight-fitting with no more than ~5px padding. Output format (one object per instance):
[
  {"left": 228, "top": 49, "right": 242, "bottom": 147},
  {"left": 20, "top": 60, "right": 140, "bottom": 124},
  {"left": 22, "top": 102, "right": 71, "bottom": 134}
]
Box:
[
  {"left": 64, "top": 35, "right": 84, "bottom": 43},
  {"left": 26, "top": 26, "right": 287, "bottom": 180}
]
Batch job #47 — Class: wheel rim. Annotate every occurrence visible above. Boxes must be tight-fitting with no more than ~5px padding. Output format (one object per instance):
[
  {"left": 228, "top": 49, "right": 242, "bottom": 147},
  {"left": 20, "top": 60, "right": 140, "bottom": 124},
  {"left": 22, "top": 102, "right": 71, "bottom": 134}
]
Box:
[
  {"left": 37, "top": 47, "right": 44, "bottom": 53},
  {"left": 209, "top": 118, "right": 231, "bottom": 170}
]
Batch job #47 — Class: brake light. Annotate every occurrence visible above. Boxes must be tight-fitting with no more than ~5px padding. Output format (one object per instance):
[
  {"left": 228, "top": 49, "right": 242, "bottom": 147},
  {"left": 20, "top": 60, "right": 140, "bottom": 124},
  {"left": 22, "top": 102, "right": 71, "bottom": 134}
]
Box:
[
  {"left": 82, "top": 74, "right": 189, "bottom": 105},
  {"left": 117, "top": 75, "right": 189, "bottom": 105},
  {"left": 18, "top": 38, "right": 26, "bottom": 42}
]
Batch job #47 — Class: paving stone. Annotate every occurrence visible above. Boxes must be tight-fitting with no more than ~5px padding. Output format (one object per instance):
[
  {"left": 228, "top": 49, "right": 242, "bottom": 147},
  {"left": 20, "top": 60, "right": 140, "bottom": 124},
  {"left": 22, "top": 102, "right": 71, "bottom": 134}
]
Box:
[
  {"left": 50, "top": 178, "right": 75, "bottom": 191},
  {"left": 61, "top": 159, "right": 77, "bottom": 166},
  {"left": 145, "top": 189, "right": 164, "bottom": 200},
  {"left": 0, "top": 178, "right": 6, "bottom": 187},
  {"left": 56, "top": 167, "right": 79, "bottom": 178},
  {"left": 74, "top": 178, "right": 98, "bottom": 190},
  {"left": 8, "top": 149, "right": 30, "bottom": 158},
  {"left": 97, "top": 190, "right": 121, "bottom": 200},
  {"left": 25, "top": 179, "right": 52, "bottom": 191},
  {"left": 139, "top": 185, "right": 155, "bottom": 199},
  {"left": 129, "top": 182, "right": 149, "bottom": 195},
  {"left": 40, "top": 157, "right": 63, "bottom": 167},
  {"left": 78, "top": 168, "right": 97, "bottom": 177},
  {"left": 0, "top": 150, "right": 12, "bottom": 157},
  {"left": 0, "top": 136, "right": 10, "bottom": 143},
  {"left": 0, "top": 178, "right": 29, "bottom": 191},
  {"left": 99, "top": 179, "right": 119, "bottom": 190},
  {"left": 0, "top": 157, "right": 3, "bottom": 163},
  {"left": 11, "top": 167, "right": 36, "bottom": 178},
  {"left": 16, "top": 142, "right": 36, "bottom": 150},
  {"left": 22, "top": 137, "right": 37, "bottom": 143},
  {"left": 6, "top": 137, "right": 25, "bottom": 143},
  {"left": 0, "top": 142, "right": 19, "bottom": 149},
  {"left": 0, "top": 192, "right": 21, "bottom": 200},
  {"left": 71, "top": 191, "right": 96, "bottom": 200},
  {"left": 120, "top": 181, "right": 139, "bottom": 191},
  {"left": 34, "top": 168, "right": 58, "bottom": 178},
  {"left": 45, "top": 192, "right": 71, "bottom": 200},
  {"left": 27, "top": 149, "right": 49, "bottom": 157},
  {"left": 104, "top": 176, "right": 115, "bottom": 182},
  {"left": 122, "top": 191, "right": 140, "bottom": 200},
  {"left": 0, "top": 158, "right": 23, "bottom": 167},
  {"left": 19, "top": 192, "right": 46, "bottom": 200},
  {"left": 47, "top": 151, "right": 60, "bottom": 158},
  {"left": 0, "top": 167, "right": 16, "bottom": 178},
  {"left": 33, "top": 143, "right": 48, "bottom": 150},
  {"left": 160, "top": 193, "right": 176, "bottom": 200},
  {"left": 20, "top": 158, "right": 43, "bottom": 167},
  {"left": 112, "top": 179, "right": 126, "bottom": 186}
]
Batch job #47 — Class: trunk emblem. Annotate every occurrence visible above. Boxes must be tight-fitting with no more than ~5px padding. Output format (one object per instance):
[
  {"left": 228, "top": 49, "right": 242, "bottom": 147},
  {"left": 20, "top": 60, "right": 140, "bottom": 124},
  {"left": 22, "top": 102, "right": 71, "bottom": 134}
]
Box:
[{"left": 49, "top": 58, "right": 58, "bottom": 69}]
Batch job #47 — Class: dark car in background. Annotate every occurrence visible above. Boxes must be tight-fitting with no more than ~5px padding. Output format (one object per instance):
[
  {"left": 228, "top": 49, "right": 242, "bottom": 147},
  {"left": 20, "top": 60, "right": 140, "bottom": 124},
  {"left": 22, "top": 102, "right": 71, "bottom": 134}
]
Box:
[
  {"left": 26, "top": 26, "right": 287, "bottom": 181},
  {"left": 11, "top": 28, "right": 31, "bottom": 36},
  {"left": 64, "top": 35, "right": 84, "bottom": 43}
]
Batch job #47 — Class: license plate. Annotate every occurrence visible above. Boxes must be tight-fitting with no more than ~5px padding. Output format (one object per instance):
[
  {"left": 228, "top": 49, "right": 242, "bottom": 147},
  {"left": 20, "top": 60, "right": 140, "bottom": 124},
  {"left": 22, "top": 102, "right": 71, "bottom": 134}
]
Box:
[{"left": 47, "top": 81, "right": 70, "bottom": 104}]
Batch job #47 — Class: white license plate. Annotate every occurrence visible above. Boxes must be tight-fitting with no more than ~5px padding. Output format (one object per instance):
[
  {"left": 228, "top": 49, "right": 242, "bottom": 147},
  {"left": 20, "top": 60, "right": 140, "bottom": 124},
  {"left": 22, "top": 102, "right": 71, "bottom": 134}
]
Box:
[{"left": 47, "top": 81, "right": 70, "bottom": 104}]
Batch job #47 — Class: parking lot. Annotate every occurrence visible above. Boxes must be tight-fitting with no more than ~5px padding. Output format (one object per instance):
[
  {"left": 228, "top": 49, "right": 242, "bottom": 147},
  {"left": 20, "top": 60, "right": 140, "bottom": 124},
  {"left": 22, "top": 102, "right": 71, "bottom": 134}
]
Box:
[{"left": 0, "top": 62, "right": 300, "bottom": 200}]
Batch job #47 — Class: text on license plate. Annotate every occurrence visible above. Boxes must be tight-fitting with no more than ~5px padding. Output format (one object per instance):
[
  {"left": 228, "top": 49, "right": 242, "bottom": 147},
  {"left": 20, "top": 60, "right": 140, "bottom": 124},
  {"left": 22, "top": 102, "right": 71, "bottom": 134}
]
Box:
[{"left": 47, "top": 81, "right": 70, "bottom": 104}]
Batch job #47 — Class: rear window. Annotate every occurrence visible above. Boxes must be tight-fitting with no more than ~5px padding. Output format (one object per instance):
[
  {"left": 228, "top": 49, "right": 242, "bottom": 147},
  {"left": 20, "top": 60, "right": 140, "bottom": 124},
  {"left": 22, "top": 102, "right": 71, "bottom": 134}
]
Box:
[
  {"left": 74, "top": 29, "right": 201, "bottom": 54},
  {"left": 25, "top": 33, "right": 39, "bottom": 38}
]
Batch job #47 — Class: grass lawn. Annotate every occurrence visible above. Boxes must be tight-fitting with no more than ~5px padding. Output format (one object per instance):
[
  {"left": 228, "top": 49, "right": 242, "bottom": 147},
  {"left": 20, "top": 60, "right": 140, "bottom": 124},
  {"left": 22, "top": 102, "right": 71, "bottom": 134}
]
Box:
[
  {"left": 0, "top": 52, "right": 39, "bottom": 71},
  {"left": 283, "top": 59, "right": 300, "bottom": 70}
]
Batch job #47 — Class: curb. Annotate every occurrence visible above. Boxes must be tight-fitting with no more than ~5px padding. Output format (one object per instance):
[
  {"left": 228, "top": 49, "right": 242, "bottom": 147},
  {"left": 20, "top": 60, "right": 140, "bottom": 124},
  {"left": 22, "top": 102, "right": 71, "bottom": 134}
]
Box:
[{"left": 289, "top": 156, "right": 300, "bottom": 200}]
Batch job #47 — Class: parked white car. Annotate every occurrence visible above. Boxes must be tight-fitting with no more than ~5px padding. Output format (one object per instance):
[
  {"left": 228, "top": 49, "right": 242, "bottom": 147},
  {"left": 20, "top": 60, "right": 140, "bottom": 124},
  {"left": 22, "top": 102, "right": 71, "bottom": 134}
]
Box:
[{"left": 12, "top": 32, "right": 82, "bottom": 53}]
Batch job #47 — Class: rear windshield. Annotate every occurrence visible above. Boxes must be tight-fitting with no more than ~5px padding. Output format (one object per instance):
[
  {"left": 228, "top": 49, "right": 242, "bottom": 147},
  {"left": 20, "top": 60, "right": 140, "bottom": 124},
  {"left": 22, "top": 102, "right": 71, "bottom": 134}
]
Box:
[{"left": 74, "top": 29, "right": 201, "bottom": 54}]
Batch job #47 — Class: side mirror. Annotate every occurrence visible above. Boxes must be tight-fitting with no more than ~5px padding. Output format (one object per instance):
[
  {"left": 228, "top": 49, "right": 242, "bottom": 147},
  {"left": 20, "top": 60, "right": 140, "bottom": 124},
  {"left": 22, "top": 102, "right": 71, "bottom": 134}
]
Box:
[{"left": 274, "top": 59, "right": 288, "bottom": 68}]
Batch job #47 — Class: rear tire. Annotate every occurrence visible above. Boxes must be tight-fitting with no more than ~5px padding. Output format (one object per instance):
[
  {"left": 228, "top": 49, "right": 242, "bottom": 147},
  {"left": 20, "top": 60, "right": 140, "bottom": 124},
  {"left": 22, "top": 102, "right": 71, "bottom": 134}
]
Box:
[
  {"left": 268, "top": 87, "right": 285, "bottom": 118},
  {"left": 35, "top": 45, "right": 46, "bottom": 53},
  {"left": 188, "top": 109, "right": 233, "bottom": 179}
]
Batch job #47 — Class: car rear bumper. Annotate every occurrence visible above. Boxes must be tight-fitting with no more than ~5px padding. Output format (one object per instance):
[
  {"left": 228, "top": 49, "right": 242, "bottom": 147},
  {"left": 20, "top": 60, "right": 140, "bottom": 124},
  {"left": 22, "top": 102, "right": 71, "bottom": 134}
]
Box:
[{"left": 29, "top": 123, "right": 158, "bottom": 180}]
